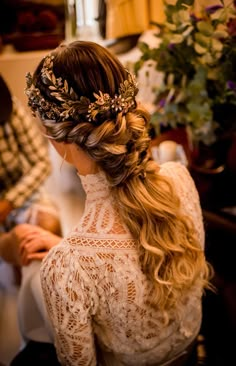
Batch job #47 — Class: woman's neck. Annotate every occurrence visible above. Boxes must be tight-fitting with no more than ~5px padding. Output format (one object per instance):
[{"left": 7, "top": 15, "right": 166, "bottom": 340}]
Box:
[{"left": 68, "top": 143, "right": 99, "bottom": 176}]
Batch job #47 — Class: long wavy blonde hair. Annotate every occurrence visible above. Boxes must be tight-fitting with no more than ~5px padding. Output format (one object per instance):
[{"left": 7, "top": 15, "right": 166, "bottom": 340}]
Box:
[{"left": 32, "top": 41, "right": 212, "bottom": 310}]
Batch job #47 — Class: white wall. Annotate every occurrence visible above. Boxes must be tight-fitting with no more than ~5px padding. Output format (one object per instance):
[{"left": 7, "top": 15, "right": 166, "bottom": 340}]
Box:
[{"left": 0, "top": 47, "right": 49, "bottom": 109}]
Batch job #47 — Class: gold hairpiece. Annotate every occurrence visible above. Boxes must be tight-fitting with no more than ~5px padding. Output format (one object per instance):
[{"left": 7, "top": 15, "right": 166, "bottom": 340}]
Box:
[{"left": 25, "top": 54, "right": 139, "bottom": 124}]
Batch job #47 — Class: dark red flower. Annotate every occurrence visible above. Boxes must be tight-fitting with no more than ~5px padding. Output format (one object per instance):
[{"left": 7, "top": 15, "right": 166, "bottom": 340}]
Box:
[
  {"left": 205, "top": 5, "right": 223, "bottom": 15},
  {"left": 190, "top": 13, "right": 202, "bottom": 22},
  {"left": 227, "top": 18, "right": 236, "bottom": 37}
]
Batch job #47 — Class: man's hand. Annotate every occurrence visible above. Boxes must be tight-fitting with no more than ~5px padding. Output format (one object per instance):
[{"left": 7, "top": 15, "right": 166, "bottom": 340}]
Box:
[{"left": 14, "top": 224, "right": 62, "bottom": 265}]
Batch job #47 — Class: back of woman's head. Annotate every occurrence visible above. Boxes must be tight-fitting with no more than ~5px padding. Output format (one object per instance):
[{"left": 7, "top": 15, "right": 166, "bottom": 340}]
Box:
[
  {"left": 34, "top": 41, "right": 127, "bottom": 104},
  {"left": 26, "top": 40, "right": 211, "bottom": 313},
  {"left": 26, "top": 40, "right": 151, "bottom": 185}
]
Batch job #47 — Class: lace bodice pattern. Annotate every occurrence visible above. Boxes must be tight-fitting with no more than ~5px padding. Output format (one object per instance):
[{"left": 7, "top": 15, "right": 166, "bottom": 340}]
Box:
[{"left": 40, "top": 162, "right": 205, "bottom": 366}]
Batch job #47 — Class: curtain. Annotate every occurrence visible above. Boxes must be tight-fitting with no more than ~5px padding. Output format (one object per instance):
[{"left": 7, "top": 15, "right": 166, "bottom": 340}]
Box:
[{"left": 105, "top": 0, "right": 165, "bottom": 39}]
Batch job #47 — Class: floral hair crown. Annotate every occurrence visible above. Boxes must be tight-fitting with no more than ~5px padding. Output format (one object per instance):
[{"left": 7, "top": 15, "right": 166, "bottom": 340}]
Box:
[{"left": 25, "top": 54, "right": 139, "bottom": 123}]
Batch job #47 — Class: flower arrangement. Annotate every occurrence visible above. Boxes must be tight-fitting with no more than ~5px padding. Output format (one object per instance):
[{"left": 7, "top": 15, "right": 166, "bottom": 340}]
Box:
[{"left": 135, "top": 0, "right": 236, "bottom": 145}]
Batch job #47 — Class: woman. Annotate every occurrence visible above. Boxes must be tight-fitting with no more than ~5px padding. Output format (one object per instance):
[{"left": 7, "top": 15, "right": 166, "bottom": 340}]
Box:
[{"left": 22, "top": 40, "right": 211, "bottom": 366}]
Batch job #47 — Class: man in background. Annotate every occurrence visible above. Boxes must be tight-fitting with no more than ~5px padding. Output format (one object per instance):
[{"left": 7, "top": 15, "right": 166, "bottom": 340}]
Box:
[{"left": 0, "top": 74, "right": 61, "bottom": 265}]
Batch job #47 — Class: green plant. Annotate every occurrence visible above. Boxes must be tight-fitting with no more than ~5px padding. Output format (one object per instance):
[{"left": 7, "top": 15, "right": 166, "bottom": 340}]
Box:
[{"left": 135, "top": 0, "right": 236, "bottom": 144}]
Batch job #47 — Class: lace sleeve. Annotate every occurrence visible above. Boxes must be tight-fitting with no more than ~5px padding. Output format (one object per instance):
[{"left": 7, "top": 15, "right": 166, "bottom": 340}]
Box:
[
  {"left": 160, "top": 162, "right": 205, "bottom": 249},
  {"left": 40, "top": 243, "right": 98, "bottom": 366}
]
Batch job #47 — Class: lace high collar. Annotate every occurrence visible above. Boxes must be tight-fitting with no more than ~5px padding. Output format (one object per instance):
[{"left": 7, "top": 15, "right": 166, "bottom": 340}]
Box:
[{"left": 79, "top": 170, "right": 111, "bottom": 201}]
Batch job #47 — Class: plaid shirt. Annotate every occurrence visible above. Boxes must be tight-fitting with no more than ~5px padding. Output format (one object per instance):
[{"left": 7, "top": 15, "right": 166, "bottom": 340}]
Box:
[{"left": 0, "top": 97, "right": 52, "bottom": 208}]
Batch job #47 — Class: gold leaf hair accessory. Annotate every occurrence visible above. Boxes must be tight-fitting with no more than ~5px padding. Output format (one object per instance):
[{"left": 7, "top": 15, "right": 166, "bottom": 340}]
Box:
[{"left": 25, "top": 54, "right": 139, "bottom": 124}]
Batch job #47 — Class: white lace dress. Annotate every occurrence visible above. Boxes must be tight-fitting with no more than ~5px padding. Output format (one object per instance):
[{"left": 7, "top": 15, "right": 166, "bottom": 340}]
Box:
[{"left": 40, "top": 162, "right": 205, "bottom": 366}]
